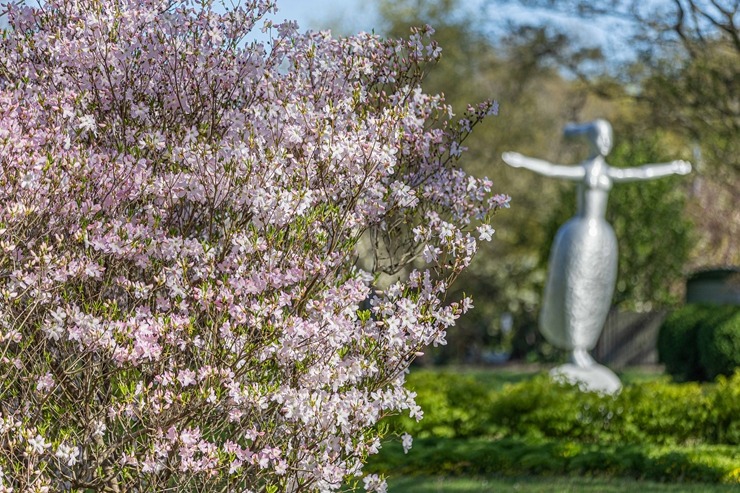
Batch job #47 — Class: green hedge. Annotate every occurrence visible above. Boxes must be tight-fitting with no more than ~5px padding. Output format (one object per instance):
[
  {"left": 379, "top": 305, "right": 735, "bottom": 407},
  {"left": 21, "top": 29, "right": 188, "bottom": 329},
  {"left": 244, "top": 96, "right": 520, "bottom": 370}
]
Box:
[
  {"left": 658, "top": 305, "right": 740, "bottom": 381},
  {"left": 376, "top": 370, "right": 740, "bottom": 484},
  {"left": 698, "top": 310, "right": 740, "bottom": 380},
  {"left": 392, "top": 371, "right": 492, "bottom": 439},
  {"left": 389, "top": 371, "right": 740, "bottom": 445},
  {"left": 368, "top": 437, "right": 740, "bottom": 485}
]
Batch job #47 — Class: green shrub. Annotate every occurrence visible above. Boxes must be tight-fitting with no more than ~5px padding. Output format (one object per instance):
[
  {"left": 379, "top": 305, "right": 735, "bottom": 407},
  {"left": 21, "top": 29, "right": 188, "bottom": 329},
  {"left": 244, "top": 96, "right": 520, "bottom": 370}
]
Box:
[
  {"left": 618, "top": 380, "right": 713, "bottom": 445},
  {"left": 388, "top": 370, "right": 491, "bottom": 438},
  {"left": 657, "top": 305, "right": 708, "bottom": 381},
  {"left": 486, "top": 374, "right": 734, "bottom": 445},
  {"left": 487, "top": 374, "right": 619, "bottom": 442},
  {"left": 709, "top": 372, "right": 740, "bottom": 444},
  {"left": 376, "top": 369, "right": 740, "bottom": 485},
  {"left": 698, "top": 310, "right": 740, "bottom": 380},
  {"left": 367, "top": 437, "right": 740, "bottom": 484},
  {"left": 388, "top": 369, "right": 740, "bottom": 446},
  {"left": 658, "top": 304, "right": 739, "bottom": 381}
]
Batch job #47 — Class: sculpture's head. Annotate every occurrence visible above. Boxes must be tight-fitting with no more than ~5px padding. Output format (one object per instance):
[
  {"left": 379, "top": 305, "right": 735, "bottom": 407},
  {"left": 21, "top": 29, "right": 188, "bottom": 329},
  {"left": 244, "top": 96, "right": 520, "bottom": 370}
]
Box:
[{"left": 564, "top": 119, "right": 613, "bottom": 157}]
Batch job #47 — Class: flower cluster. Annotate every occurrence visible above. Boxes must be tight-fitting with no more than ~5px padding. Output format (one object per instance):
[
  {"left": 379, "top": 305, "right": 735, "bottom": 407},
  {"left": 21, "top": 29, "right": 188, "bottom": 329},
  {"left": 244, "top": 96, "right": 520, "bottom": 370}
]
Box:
[{"left": 0, "top": 0, "right": 508, "bottom": 491}]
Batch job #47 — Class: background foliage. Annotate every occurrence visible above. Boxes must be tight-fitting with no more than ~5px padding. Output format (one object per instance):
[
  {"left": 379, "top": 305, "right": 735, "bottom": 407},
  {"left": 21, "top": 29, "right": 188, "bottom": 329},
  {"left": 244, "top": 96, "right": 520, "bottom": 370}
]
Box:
[{"left": 366, "top": 0, "right": 739, "bottom": 363}]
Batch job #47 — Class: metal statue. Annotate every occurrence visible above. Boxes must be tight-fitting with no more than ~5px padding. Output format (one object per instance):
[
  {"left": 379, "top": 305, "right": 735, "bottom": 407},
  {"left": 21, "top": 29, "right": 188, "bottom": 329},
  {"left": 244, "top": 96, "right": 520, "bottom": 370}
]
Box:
[{"left": 502, "top": 119, "right": 691, "bottom": 392}]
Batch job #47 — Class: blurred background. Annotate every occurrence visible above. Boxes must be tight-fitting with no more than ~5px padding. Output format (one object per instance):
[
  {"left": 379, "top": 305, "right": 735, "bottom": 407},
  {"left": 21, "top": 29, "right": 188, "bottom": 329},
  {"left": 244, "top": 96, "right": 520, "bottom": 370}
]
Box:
[{"left": 273, "top": 0, "right": 739, "bottom": 368}]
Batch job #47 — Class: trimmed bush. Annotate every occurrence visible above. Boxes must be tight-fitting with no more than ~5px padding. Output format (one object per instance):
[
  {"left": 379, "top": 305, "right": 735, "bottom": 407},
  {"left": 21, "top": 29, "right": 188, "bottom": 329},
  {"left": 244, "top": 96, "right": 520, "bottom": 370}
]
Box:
[
  {"left": 387, "top": 370, "right": 740, "bottom": 446},
  {"left": 658, "top": 304, "right": 739, "bottom": 381},
  {"left": 711, "top": 372, "right": 740, "bottom": 444},
  {"left": 698, "top": 310, "right": 740, "bottom": 379},
  {"left": 376, "top": 370, "right": 740, "bottom": 484},
  {"left": 657, "top": 305, "right": 707, "bottom": 381},
  {"left": 619, "top": 380, "right": 713, "bottom": 445},
  {"left": 386, "top": 371, "right": 492, "bottom": 439},
  {"left": 368, "top": 437, "right": 740, "bottom": 485}
]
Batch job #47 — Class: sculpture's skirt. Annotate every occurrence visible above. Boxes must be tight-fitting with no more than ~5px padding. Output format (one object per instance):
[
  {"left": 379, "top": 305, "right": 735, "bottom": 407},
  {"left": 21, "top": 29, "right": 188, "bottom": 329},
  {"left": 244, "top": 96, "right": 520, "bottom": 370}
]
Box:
[{"left": 540, "top": 216, "right": 618, "bottom": 350}]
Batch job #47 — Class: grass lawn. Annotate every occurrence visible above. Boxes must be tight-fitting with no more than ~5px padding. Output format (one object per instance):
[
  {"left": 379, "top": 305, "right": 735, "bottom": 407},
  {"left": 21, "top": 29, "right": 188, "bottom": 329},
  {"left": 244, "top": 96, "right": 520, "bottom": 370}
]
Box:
[
  {"left": 409, "top": 363, "right": 544, "bottom": 389},
  {"left": 387, "top": 475, "right": 740, "bottom": 492},
  {"left": 407, "top": 363, "right": 667, "bottom": 390}
]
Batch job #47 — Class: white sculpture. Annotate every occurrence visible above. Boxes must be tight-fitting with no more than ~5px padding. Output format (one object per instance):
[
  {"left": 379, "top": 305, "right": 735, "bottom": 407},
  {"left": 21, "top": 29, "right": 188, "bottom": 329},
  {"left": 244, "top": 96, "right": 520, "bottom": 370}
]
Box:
[{"left": 503, "top": 119, "right": 691, "bottom": 393}]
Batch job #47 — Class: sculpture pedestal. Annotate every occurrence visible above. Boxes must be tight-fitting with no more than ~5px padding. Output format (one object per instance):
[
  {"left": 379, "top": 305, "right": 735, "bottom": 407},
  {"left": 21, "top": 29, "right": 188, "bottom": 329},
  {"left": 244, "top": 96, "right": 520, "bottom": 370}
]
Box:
[{"left": 550, "top": 363, "right": 622, "bottom": 395}]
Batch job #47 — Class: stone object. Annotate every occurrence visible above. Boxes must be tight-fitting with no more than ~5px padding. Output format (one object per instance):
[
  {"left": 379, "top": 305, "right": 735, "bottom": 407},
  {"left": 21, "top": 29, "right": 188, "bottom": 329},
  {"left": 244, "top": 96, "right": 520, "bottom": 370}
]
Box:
[
  {"left": 550, "top": 362, "right": 623, "bottom": 395},
  {"left": 502, "top": 119, "right": 691, "bottom": 393}
]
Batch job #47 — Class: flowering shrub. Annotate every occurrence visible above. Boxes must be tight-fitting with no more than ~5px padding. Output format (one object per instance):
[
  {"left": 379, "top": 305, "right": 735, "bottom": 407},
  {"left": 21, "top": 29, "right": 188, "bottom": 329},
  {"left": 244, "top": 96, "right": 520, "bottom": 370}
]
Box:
[{"left": 0, "top": 0, "right": 507, "bottom": 490}]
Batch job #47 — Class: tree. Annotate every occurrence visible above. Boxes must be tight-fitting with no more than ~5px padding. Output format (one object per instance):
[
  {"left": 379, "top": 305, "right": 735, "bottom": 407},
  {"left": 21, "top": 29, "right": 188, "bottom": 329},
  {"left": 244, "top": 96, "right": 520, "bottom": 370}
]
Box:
[
  {"left": 373, "top": 0, "right": 699, "bottom": 364},
  {"left": 491, "top": 0, "right": 740, "bottom": 267},
  {"left": 0, "top": 0, "right": 507, "bottom": 490}
]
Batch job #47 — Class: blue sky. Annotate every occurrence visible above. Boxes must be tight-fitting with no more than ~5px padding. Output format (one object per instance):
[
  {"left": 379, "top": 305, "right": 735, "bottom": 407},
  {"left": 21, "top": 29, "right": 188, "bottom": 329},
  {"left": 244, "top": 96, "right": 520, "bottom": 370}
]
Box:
[
  {"left": 266, "top": 0, "right": 637, "bottom": 64},
  {"left": 0, "top": 0, "right": 380, "bottom": 32},
  {"left": 267, "top": 0, "right": 380, "bottom": 34}
]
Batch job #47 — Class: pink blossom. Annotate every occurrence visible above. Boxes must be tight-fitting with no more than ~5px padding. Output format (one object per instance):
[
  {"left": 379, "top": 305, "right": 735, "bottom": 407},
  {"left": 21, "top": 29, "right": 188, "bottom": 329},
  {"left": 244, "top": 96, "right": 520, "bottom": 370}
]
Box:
[
  {"left": 26, "top": 434, "right": 50, "bottom": 455},
  {"left": 477, "top": 224, "right": 495, "bottom": 241},
  {"left": 0, "top": 0, "right": 507, "bottom": 489},
  {"left": 401, "top": 433, "right": 413, "bottom": 454},
  {"left": 177, "top": 369, "right": 197, "bottom": 387},
  {"left": 363, "top": 474, "right": 388, "bottom": 493},
  {"left": 55, "top": 443, "right": 80, "bottom": 466},
  {"left": 35, "top": 373, "right": 55, "bottom": 394}
]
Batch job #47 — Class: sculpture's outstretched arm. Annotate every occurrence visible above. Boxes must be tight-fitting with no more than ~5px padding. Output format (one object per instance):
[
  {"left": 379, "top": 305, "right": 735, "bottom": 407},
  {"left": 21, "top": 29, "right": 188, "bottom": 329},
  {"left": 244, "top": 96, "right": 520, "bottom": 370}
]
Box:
[
  {"left": 502, "top": 152, "right": 584, "bottom": 180},
  {"left": 608, "top": 160, "right": 692, "bottom": 182}
]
